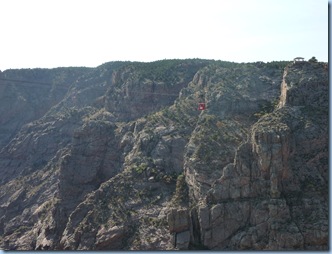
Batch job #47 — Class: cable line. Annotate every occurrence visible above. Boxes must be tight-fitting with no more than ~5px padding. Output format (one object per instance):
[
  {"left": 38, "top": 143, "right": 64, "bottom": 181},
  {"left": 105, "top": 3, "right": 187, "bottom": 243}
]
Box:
[
  {"left": 125, "top": 91, "right": 179, "bottom": 96},
  {"left": 0, "top": 77, "right": 181, "bottom": 97},
  {"left": 0, "top": 77, "right": 54, "bottom": 86}
]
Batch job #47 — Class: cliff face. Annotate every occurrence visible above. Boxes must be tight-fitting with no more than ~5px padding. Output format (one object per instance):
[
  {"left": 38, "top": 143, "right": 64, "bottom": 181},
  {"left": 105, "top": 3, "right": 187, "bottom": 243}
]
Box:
[
  {"left": 0, "top": 67, "right": 92, "bottom": 150},
  {"left": 0, "top": 59, "right": 328, "bottom": 250}
]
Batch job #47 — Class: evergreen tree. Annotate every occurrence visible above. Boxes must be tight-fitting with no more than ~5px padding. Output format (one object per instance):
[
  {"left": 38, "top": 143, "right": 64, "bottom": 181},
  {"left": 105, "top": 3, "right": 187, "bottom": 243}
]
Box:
[{"left": 309, "top": 56, "right": 318, "bottom": 63}]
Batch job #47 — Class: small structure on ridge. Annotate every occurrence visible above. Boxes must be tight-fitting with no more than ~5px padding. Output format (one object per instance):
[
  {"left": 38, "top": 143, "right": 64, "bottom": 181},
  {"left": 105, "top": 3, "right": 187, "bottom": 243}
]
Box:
[{"left": 293, "top": 57, "right": 305, "bottom": 63}]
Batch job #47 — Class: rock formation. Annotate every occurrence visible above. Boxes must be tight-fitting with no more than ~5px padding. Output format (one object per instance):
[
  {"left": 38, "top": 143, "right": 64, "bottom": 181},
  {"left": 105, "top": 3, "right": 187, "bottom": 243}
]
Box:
[{"left": 0, "top": 59, "right": 328, "bottom": 250}]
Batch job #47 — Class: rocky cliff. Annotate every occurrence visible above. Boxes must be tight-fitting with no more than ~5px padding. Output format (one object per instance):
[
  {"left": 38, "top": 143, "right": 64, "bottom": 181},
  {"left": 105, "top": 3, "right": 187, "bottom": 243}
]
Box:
[{"left": 0, "top": 59, "right": 328, "bottom": 250}]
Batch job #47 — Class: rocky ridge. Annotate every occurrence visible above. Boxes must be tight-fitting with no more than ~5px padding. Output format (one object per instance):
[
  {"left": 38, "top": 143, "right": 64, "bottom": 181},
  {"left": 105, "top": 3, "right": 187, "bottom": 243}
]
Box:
[{"left": 0, "top": 59, "right": 328, "bottom": 250}]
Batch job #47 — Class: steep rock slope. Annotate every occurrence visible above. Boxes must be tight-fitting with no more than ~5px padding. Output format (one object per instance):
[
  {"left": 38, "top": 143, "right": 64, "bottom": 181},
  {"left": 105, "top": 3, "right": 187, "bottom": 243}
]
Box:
[
  {"left": 197, "top": 61, "right": 328, "bottom": 250},
  {"left": 0, "top": 68, "right": 92, "bottom": 150},
  {"left": 0, "top": 60, "right": 328, "bottom": 250}
]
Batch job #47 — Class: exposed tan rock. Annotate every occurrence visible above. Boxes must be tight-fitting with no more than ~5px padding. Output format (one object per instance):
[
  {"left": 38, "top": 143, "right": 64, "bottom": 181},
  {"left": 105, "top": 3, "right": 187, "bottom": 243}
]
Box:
[
  {"left": 0, "top": 60, "right": 327, "bottom": 250},
  {"left": 167, "top": 208, "right": 190, "bottom": 233},
  {"left": 95, "top": 225, "right": 126, "bottom": 249}
]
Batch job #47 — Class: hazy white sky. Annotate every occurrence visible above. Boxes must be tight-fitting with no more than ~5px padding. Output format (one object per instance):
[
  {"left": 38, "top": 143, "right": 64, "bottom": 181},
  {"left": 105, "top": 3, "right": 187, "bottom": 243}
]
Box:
[{"left": 0, "top": 0, "right": 328, "bottom": 70}]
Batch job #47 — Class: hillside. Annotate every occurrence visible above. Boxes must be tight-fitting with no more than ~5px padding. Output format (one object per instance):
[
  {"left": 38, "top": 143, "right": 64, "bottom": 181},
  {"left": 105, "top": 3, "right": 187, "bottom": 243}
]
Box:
[{"left": 0, "top": 59, "right": 328, "bottom": 250}]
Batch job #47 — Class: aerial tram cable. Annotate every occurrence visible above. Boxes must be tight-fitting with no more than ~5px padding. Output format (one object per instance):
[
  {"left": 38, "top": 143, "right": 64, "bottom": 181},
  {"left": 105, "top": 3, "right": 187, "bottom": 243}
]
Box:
[
  {"left": 0, "top": 77, "right": 68, "bottom": 89},
  {"left": 0, "top": 77, "right": 206, "bottom": 110}
]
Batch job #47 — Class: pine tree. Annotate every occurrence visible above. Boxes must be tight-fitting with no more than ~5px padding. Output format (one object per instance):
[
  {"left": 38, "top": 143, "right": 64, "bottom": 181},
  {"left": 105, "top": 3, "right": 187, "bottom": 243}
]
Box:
[{"left": 309, "top": 56, "right": 318, "bottom": 63}]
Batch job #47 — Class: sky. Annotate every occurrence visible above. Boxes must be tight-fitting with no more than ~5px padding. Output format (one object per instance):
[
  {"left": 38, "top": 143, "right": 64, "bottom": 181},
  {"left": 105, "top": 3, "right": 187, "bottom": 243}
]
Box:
[{"left": 0, "top": 0, "right": 328, "bottom": 70}]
